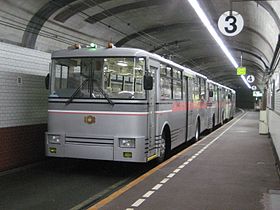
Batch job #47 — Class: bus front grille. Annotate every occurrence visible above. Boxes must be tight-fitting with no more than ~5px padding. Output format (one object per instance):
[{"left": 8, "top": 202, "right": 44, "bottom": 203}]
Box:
[{"left": 65, "top": 136, "right": 114, "bottom": 146}]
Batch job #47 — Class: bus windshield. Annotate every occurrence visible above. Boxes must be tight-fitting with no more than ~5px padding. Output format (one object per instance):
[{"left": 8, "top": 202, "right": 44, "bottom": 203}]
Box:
[{"left": 50, "top": 57, "right": 146, "bottom": 100}]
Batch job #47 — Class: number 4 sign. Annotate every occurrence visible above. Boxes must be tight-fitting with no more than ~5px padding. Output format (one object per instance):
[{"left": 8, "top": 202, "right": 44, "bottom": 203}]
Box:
[
  {"left": 218, "top": 11, "right": 244, "bottom": 37},
  {"left": 246, "top": 75, "right": 255, "bottom": 83}
]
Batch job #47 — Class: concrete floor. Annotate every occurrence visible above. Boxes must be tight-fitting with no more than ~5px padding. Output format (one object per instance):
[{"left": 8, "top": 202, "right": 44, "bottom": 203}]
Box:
[
  {"left": 0, "top": 157, "right": 156, "bottom": 210},
  {"left": 95, "top": 112, "right": 280, "bottom": 210}
]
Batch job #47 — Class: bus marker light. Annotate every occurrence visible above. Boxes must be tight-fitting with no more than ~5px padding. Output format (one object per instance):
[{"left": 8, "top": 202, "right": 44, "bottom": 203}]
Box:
[
  {"left": 49, "top": 147, "right": 57, "bottom": 154},
  {"left": 107, "top": 42, "right": 116, "bottom": 48},
  {"left": 123, "top": 152, "right": 132, "bottom": 158}
]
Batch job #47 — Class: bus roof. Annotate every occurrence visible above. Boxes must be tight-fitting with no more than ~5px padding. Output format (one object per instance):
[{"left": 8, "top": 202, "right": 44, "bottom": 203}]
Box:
[
  {"left": 207, "top": 79, "right": 235, "bottom": 93},
  {"left": 52, "top": 47, "right": 150, "bottom": 59}
]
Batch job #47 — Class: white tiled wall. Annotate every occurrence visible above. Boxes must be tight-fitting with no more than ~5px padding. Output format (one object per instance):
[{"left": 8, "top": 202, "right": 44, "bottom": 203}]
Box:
[
  {"left": 0, "top": 42, "right": 51, "bottom": 128},
  {"left": 268, "top": 67, "right": 280, "bottom": 161},
  {"left": 275, "top": 71, "right": 280, "bottom": 113},
  {"left": 269, "top": 110, "right": 280, "bottom": 160}
]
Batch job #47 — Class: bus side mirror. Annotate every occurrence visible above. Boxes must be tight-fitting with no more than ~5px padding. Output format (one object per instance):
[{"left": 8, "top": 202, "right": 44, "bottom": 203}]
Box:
[
  {"left": 45, "top": 73, "right": 50, "bottom": 90},
  {"left": 209, "top": 90, "right": 213, "bottom": 97},
  {"left": 144, "top": 75, "right": 153, "bottom": 90}
]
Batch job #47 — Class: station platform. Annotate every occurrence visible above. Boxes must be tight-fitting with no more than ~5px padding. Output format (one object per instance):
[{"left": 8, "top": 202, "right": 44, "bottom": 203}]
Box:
[{"left": 90, "top": 112, "right": 280, "bottom": 210}]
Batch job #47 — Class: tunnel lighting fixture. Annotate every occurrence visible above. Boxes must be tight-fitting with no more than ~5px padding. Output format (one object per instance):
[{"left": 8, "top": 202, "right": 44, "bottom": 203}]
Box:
[{"left": 187, "top": 0, "right": 252, "bottom": 89}]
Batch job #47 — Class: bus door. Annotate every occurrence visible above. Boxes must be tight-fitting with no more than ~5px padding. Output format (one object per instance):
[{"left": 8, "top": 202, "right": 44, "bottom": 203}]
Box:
[
  {"left": 217, "top": 87, "right": 221, "bottom": 124},
  {"left": 220, "top": 88, "right": 225, "bottom": 122},
  {"left": 188, "top": 77, "right": 195, "bottom": 140},
  {"left": 228, "top": 90, "right": 233, "bottom": 119},
  {"left": 225, "top": 90, "right": 230, "bottom": 119},
  {"left": 185, "top": 76, "right": 191, "bottom": 141},
  {"left": 147, "top": 61, "right": 158, "bottom": 159}
]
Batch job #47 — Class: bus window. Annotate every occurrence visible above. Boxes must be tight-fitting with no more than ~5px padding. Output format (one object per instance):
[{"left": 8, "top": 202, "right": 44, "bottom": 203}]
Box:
[
  {"left": 52, "top": 59, "right": 85, "bottom": 98},
  {"left": 160, "top": 64, "right": 172, "bottom": 100},
  {"left": 228, "top": 93, "right": 232, "bottom": 100},
  {"left": 54, "top": 64, "right": 69, "bottom": 89},
  {"left": 208, "top": 83, "right": 214, "bottom": 99},
  {"left": 193, "top": 77, "right": 200, "bottom": 102},
  {"left": 173, "top": 68, "right": 182, "bottom": 100},
  {"left": 51, "top": 57, "right": 146, "bottom": 99},
  {"left": 214, "top": 85, "right": 218, "bottom": 101},
  {"left": 221, "top": 88, "right": 225, "bottom": 99},
  {"left": 200, "top": 78, "right": 206, "bottom": 100},
  {"left": 103, "top": 57, "right": 145, "bottom": 99}
]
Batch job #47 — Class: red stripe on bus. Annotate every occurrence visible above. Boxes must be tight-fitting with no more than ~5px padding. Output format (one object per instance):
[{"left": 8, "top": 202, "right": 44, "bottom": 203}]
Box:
[
  {"left": 48, "top": 111, "right": 148, "bottom": 116},
  {"left": 171, "top": 101, "right": 208, "bottom": 112}
]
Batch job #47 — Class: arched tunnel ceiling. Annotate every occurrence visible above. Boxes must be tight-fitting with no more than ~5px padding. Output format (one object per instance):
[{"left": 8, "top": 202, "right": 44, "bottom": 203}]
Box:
[{"left": 1, "top": 0, "right": 280, "bottom": 91}]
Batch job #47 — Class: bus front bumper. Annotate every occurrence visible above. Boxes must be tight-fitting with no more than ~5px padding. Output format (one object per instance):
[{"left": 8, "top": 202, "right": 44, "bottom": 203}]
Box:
[{"left": 45, "top": 133, "right": 148, "bottom": 162}]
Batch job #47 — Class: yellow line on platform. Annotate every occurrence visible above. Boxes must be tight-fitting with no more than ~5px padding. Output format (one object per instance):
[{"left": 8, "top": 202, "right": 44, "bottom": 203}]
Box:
[{"left": 88, "top": 112, "right": 246, "bottom": 210}]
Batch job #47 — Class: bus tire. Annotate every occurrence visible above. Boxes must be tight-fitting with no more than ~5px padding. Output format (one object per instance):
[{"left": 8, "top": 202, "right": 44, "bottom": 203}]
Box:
[
  {"left": 212, "top": 115, "right": 215, "bottom": 131},
  {"left": 195, "top": 120, "right": 200, "bottom": 141},
  {"left": 157, "top": 129, "right": 170, "bottom": 163},
  {"left": 221, "top": 112, "right": 224, "bottom": 125}
]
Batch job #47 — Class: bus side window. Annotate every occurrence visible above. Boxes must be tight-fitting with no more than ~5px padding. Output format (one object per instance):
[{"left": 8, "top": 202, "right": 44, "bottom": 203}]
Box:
[
  {"left": 214, "top": 85, "right": 218, "bottom": 101},
  {"left": 173, "top": 68, "right": 182, "bottom": 100},
  {"left": 55, "top": 64, "right": 69, "bottom": 89},
  {"left": 222, "top": 89, "right": 226, "bottom": 99},
  {"left": 193, "top": 77, "right": 199, "bottom": 102},
  {"left": 160, "top": 64, "right": 172, "bottom": 100},
  {"left": 200, "top": 78, "right": 206, "bottom": 100},
  {"left": 208, "top": 83, "right": 214, "bottom": 99}
]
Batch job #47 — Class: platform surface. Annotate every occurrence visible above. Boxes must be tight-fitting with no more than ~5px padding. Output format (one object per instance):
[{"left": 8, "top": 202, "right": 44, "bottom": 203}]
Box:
[{"left": 92, "top": 112, "right": 280, "bottom": 210}]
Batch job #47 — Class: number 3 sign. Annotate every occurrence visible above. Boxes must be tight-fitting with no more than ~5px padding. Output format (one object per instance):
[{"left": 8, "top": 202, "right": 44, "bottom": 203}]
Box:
[{"left": 218, "top": 11, "right": 244, "bottom": 37}]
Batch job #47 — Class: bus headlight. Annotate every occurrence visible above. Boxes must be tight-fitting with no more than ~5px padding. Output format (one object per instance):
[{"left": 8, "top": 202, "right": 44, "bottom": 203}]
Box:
[
  {"left": 119, "top": 138, "right": 135, "bottom": 148},
  {"left": 48, "top": 135, "right": 61, "bottom": 144}
]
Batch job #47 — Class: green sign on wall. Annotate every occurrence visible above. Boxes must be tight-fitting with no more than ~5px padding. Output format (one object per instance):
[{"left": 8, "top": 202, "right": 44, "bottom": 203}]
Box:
[{"left": 237, "top": 67, "right": 246, "bottom": 75}]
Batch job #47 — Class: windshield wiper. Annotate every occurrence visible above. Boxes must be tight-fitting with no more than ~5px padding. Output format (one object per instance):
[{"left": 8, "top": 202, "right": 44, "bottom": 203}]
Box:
[
  {"left": 66, "top": 79, "right": 114, "bottom": 106},
  {"left": 93, "top": 79, "right": 114, "bottom": 106},
  {"left": 66, "top": 79, "right": 88, "bottom": 105}
]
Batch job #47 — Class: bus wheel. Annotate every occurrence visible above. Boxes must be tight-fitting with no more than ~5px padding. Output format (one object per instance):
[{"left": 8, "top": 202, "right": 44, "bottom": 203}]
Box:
[
  {"left": 221, "top": 113, "right": 224, "bottom": 125},
  {"left": 212, "top": 116, "right": 215, "bottom": 131},
  {"left": 195, "top": 121, "right": 200, "bottom": 141},
  {"left": 158, "top": 132, "right": 167, "bottom": 163}
]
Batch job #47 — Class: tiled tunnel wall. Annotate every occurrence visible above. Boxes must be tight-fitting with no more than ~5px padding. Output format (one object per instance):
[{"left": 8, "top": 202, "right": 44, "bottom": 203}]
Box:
[
  {"left": 0, "top": 42, "right": 50, "bottom": 172},
  {"left": 268, "top": 67, "right": 280, "bottom": 164}
]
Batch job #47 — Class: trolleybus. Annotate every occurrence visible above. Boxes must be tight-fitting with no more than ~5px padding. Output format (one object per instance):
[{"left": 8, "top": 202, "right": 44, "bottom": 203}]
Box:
[{"left": 45, "top": 46, "right": 235, "bottom": 162}]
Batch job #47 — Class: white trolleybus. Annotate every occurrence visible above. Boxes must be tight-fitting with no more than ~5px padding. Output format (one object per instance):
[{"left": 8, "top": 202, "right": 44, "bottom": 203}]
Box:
[{"left": 45, "top": 45, "right": 236, "bottom": 162}]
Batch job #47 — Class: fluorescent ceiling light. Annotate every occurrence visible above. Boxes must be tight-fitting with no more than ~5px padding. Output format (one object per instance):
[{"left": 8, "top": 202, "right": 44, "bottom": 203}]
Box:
[
  {"left": 117, "top": 62, "right": 128, "bottom": 67},
  {"left": 187, "top": 0, "right": 251, "bottom": 89},
  {"left": 241, "top": 75, "right": 252, "bottom": 89}
]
